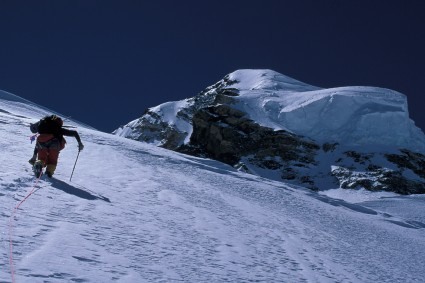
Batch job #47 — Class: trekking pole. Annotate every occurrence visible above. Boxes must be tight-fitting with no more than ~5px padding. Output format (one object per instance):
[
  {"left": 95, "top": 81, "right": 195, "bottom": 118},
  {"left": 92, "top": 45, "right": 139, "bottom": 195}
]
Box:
[{"left": 70, "top": 150, "right": 81, "bottom": 182}]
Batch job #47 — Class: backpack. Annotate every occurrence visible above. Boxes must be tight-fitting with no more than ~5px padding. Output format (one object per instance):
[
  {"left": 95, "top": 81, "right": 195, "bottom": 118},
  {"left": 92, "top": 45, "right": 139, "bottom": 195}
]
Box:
[{"left": 30, "top": 115, "right": 63, "bottom": 135}]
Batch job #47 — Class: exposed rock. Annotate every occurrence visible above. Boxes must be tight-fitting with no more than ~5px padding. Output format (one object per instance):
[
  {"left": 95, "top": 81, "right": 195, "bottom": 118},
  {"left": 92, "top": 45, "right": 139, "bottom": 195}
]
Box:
[
  {"left": 331, "top": 165, "right": 425, "bottom": 194},
  {"left": 113, "top": 109, "right": 188, "bottom": 148},
  {"left": 385, "top": 149, "right": 425, "bottom": 179},
  {"left": 322, "top": 142, "right": 339, "bottom": 153},
  {"left": 178, "top": 105, "right": 321, "bottom": 189},
  {"left": 343, "top": 151, "right": 372, "bottom": 164},
  {"left": 114, "top": 78, "right": 241, "bottom": 149},
  {"left": 181, "top": 102, "right": 425, "bottom": 193},
  {"left": 115, "top": 69, "right": 425, "bottom": 194}
]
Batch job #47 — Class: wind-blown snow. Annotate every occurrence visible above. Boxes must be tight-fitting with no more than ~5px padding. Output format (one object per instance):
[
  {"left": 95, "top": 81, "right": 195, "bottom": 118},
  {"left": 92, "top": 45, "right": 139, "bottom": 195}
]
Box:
[
  {"left": 228, "top": 70, "right": 425, "bottom": 152},
  {"left": 1, "top": 91, "right": 425, "bottom": 282}
]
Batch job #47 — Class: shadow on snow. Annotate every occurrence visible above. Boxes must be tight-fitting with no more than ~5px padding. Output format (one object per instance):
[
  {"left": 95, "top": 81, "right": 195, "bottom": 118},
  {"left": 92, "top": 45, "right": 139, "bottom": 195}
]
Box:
[{"left": 48, "top": 178, "right": 111, "bottom": 203}]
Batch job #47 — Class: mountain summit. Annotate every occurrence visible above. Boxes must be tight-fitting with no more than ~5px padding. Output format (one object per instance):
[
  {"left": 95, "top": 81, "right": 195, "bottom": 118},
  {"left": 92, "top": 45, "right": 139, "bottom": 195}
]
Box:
[
  {"left": 115, "top": 70, "right": 425, "bottom": 194},
  {"left": 116, "top": 69, "right": 425, "bottom": 151}
]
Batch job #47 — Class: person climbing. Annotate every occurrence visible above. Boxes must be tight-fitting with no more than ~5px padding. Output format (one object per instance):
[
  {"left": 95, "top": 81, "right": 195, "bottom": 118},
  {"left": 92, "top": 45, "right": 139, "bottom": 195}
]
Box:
[{"left": 29, "top": 114, "right": 84, "bottom": 177}]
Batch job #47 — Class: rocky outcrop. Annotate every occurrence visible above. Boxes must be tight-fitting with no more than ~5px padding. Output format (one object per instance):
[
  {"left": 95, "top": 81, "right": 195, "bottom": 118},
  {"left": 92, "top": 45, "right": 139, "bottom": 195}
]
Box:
[
  {"left": 331, "top": 166, "right": 425, "bottom": 194},
  {"left": 114, "top": 75, "right": 239, "bottom": 148},
  {"left": 177, "top": 101, "right": 425, "bottom": 193},
  {"left": 182, "top": 104, "right": 319, "bottom": 164},
  {"left": 116, "top": 109, "right": 188, "bottom": 148},
  {"left": 115, "top": 69, "right": 425, "bottom": 194},
  {"left": 177, "top": 103, "right": 322, "bottom": 190},
  {"left": 385, "top": 149, "right": 425, "bottom": 179}
]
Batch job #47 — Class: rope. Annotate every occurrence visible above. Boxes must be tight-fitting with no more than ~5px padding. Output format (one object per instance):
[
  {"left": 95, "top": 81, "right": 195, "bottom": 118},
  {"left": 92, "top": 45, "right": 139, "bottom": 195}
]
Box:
[{"left": 8, "top": 171, "right": 43, "bottom": 282}]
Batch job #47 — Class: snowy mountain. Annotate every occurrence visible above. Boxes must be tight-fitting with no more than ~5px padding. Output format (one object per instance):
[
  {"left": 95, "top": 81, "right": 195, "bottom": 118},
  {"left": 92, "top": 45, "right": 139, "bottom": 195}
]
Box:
[
  {"left": 115, "top": 69, "right": 425, "bottom": 150},
  {"left": 1, "top": 90, "right": 425, "bottom": 282},
  {"left": 114, "top": 70, "right": 425, "bottom": 194}
]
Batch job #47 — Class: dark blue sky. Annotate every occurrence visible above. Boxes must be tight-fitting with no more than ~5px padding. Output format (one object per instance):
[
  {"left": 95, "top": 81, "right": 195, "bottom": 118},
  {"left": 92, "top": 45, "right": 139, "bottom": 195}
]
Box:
[{"left": 1, "top": 1, "right": 424, "bottom": 133}]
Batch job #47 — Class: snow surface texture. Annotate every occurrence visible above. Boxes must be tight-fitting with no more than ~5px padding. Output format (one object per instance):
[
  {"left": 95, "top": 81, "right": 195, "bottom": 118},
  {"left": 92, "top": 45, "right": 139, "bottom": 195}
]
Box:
[
  {"left": 117, "top": 69, "right": 425, "bottom": 152},
  {"left": 1, "top": 90, "right": 425, "bottom": 282}
]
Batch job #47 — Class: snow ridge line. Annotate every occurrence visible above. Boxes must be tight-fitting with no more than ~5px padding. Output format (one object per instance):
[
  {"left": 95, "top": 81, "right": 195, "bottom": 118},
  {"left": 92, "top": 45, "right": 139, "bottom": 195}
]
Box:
[{"left": 8, "top": 172, "right": 43, "bottom": 283}]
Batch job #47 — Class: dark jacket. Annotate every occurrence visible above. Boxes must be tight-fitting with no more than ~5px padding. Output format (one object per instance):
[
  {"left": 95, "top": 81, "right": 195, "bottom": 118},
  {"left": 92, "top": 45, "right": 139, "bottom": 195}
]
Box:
[{"left": 61, "top": 128, "right": 82, "bottom": 144}]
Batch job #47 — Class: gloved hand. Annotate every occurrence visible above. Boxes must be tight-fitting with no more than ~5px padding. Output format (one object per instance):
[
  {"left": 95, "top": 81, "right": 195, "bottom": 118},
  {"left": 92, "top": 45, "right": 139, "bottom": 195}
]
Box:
[
  {"left": 28, "top": 156, "right": 36, "bottom": 165},
  {"left": 78, "top": 142, "right": 84, "bottom": 151}
]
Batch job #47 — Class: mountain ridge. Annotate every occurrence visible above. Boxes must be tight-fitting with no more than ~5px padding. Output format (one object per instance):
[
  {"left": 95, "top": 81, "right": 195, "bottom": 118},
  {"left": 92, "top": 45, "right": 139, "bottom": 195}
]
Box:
[
  {"left": 1, "top": 88, "right": 425, "bottom": 282},
  {"left": 114, "top": 69, "right": 425, "bottom": 194}
]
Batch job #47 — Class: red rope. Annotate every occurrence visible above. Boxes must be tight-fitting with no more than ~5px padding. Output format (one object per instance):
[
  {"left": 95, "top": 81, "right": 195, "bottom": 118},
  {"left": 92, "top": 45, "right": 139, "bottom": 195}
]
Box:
[{"left": 8, "top": 171, "right": 43, "bottom": 282}]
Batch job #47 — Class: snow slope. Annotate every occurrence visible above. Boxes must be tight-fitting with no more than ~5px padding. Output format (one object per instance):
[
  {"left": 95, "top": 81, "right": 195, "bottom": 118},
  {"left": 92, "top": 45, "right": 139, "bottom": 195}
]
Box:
[{"left": 1, "top": 91, "right": 425, "bottom": 282}]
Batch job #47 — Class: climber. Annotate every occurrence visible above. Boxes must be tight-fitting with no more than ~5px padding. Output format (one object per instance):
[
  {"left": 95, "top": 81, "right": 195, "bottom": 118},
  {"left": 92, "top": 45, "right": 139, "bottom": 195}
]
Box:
[{"left": 29, "top": 114, "right": 84, "bottom": 177}]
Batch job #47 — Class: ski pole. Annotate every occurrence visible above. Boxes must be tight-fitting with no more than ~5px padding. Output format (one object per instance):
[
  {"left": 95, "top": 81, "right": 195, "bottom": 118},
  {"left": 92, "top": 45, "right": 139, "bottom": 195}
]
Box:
[{"left": 70, "top": 150, "right": 80, "bottom": 182}]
